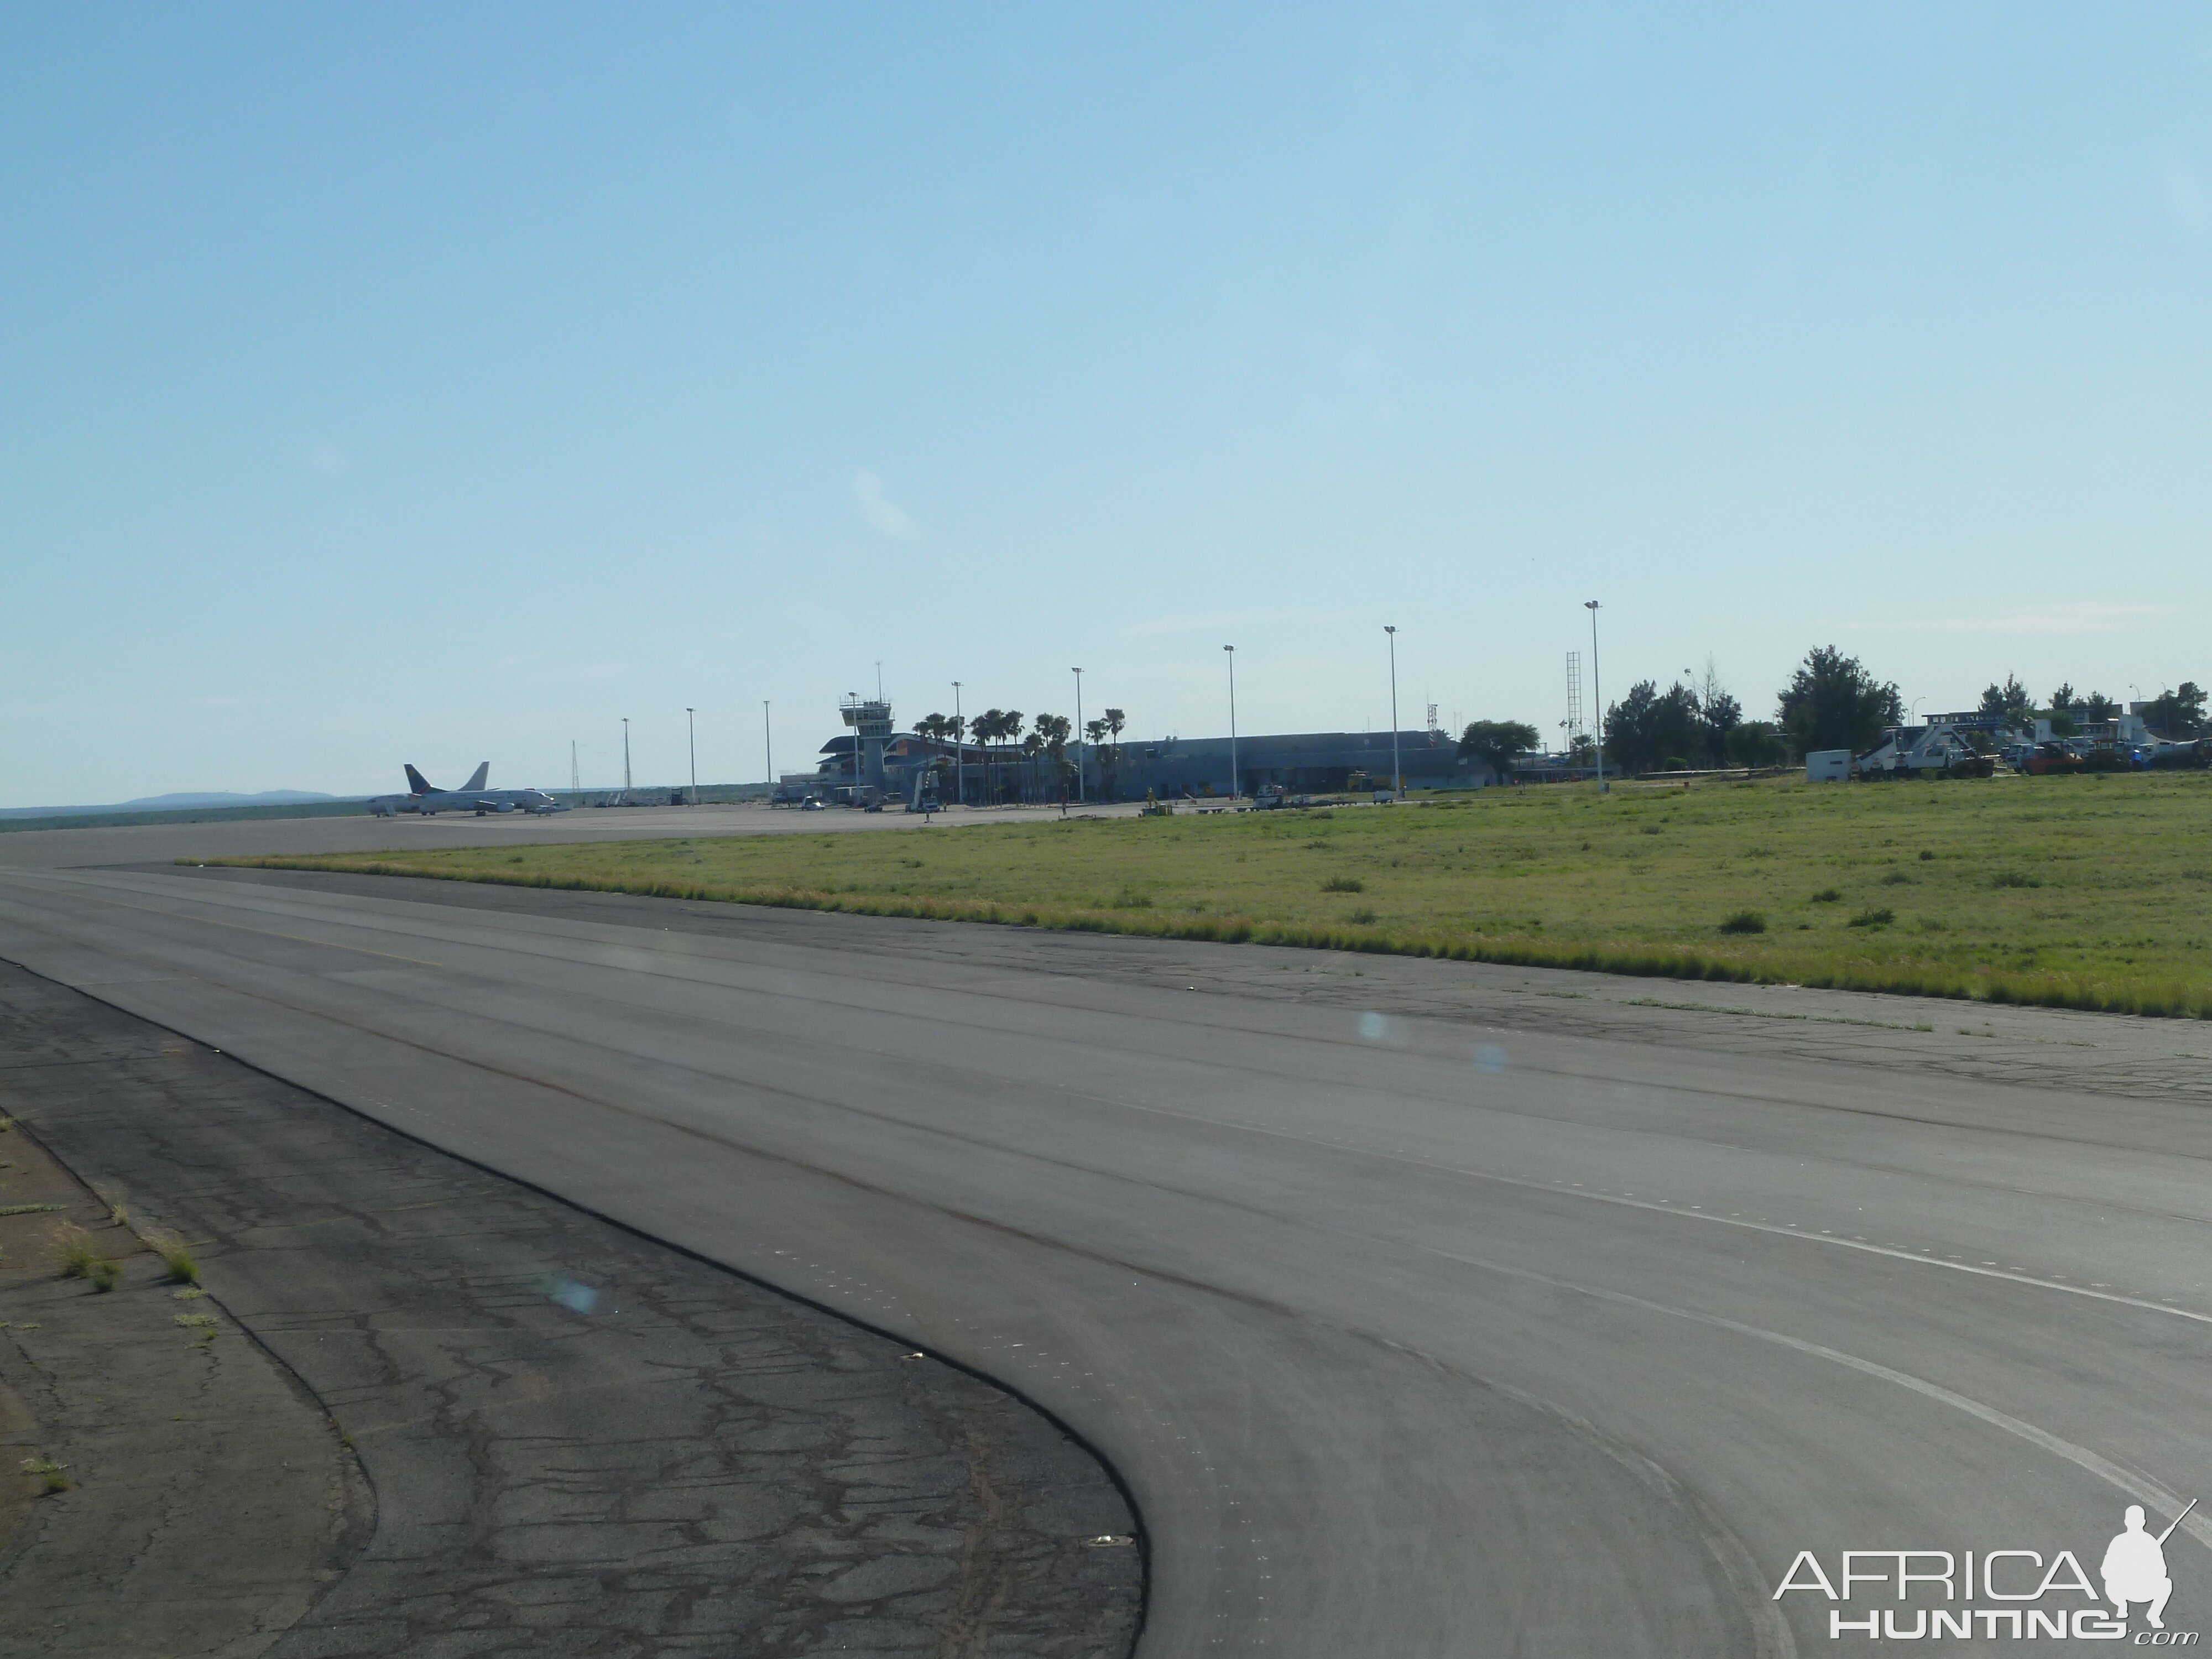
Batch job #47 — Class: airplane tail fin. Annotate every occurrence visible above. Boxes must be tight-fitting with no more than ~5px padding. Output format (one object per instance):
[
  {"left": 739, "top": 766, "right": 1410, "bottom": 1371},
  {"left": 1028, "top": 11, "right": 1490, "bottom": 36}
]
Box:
[
  {"left": 461, "top": 762, "right": 489, "bottom": 791},
  {"left": 404, "top": 764, "right": 435, "bottom": 795}
]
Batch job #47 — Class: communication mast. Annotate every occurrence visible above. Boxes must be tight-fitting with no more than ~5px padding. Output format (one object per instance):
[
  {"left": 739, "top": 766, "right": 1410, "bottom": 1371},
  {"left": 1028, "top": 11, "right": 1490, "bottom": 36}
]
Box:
[{"left": 1565, "top": 651, "right": 1585, "bottom": 742}]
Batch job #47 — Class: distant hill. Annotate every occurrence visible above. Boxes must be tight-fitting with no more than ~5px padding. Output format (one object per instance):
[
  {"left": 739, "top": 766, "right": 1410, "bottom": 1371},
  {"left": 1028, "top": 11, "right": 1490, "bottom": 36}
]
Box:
[
  {"left": 120, "top": 790, "right": 337, "bottom": 810},
  {"left": 0, "top": 790, "right": 337, "bottom": 820}
]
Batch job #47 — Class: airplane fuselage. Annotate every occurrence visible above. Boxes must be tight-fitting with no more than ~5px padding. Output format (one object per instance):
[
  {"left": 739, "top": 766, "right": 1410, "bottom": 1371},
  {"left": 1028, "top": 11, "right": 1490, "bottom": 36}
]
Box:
[
  {"left": 369, "top": 763, "right": 564, "bottom": 817},
  {"left": 371, "top": 789, "right": 562, "bottom": 817}
]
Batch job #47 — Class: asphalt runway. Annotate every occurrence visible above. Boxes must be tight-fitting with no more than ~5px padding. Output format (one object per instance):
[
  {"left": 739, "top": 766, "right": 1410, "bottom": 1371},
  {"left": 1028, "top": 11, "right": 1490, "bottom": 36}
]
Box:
[{"left": 6, "top": 817, "right": 2212, "bottom": 1655}]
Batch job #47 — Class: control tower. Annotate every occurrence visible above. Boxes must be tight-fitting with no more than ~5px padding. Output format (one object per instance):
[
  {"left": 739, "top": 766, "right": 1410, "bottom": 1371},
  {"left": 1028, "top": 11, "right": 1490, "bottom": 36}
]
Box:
[{"left": 839, "top": 695, "right": 893, "bottom": 794}]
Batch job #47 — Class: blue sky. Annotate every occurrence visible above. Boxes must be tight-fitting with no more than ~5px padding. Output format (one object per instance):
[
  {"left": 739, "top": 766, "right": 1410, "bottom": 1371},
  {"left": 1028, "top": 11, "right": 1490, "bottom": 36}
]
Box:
[{"left": 7, "top": 4, "right": 2211, "bottom": 802}]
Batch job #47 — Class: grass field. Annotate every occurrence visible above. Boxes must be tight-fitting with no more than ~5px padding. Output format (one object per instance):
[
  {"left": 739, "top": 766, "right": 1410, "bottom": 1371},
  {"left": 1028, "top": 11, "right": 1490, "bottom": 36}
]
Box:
[{"left": 215, "top": 773, "right": 2212, "bottom": 1018}]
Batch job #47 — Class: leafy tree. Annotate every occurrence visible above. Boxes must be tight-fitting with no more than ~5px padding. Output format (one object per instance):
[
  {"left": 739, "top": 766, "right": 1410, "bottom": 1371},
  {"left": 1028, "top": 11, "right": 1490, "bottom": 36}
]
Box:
[
  {"left": 1604, "top": 682, "right": 1702, "bottom": 774},
  {"left": 2083, "top": 690, "right": 2117, "bottom": 722},
  {"left": 1977, "top": 676, "right": 2030, "bottom": 721},
  {"left": 1694, "top": 660, "right": 1740, "bottom": 765},
  {"left": 1603, "top": 682, "right": 1660, "bottom": 773},
  {"left": 1776, "top": 647, "right": 1902, "bottom": 755},
  {"left": 1699, "top": 691, "right": 1741, "bottom": 765},
  {"left": 1725, "top": 721, "right": 1787, "bottom": 768},
  {"left": 1456, "top": 719, "right": 1541, "bottom": 782},
  {"left": 2048, "top": 682, "right": 2077, "bottom": 714},
  {"left": 2142, "top": 682, "right": 2207, "bottom": 737}
]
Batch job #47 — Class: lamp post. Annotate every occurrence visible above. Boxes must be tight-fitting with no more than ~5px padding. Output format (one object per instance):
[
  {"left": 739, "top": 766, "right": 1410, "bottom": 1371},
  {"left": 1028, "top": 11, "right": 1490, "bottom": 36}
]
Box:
[
  {"left": 685, "top": 707, "right": 697, "bottom": 805},
  {"left": 1223, "top": 645, "right": 1239, "bottom": 801},
  {"left": 1385, "top": 625, "right": 1401, "bottom": 800},
  {"left": 762, "top": 701, "right": 772, "bottom": 803},
  {"left": 621, "top": 718, "right": 632, "bottom": 802},
  {"left": 951, "top": 681, "right": 964, "bottom": 808},
  {"left": 1071, "top": 667, "right": 1085, "bottom": 804},
  {"left": 1583, "top": 602, "right": 1606, "bottom": 794}
]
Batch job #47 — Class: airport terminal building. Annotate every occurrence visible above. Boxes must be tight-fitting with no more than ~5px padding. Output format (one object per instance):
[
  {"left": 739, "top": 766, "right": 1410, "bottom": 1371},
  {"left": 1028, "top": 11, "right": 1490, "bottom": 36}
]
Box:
[
  {"left": 776, "top": 698, "right": 1493, "bottom": 805},
  {"left": 1110, "top": 728, "right": 1488, "bottom": 797}
]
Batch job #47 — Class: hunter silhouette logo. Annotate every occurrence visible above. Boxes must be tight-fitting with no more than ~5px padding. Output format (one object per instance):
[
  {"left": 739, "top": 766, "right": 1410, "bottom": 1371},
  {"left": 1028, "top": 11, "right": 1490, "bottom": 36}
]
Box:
[
  {"left": 1775, "top": 1498, "right": 2199, "bottom": 1642},
  {"left": 2106, "top": 1501, "right": 2192, "bottom": 1631}
]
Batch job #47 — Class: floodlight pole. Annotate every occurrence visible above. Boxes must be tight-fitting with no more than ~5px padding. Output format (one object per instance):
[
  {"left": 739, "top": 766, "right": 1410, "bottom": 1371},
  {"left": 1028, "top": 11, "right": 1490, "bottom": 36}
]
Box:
[
  {"left": 1072, "top": 667, "right": 1085, "bottom": 804},
  {"left": 1224, "top": 645, "right": 1238, "bottom": 801},
  {"left": 762, "top": 701, "right": 772, "bottom": 802},
  {"left": 685, "top": 708, "right": 697, "bottom": 804},
  {"left": 1584, "top": 602, "right": 1606, "bottom": 794},
  {"left": 1385, "top": 625, "right": 1401, "bottom": 799},
  {"left": 951, "top": 681, "right": 964, "bottom": 808}
]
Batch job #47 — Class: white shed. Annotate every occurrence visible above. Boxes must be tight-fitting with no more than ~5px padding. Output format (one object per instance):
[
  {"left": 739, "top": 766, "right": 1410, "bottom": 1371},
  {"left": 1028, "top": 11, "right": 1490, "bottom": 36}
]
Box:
[{"left": 1804, "top": 749, "right": 1851, "bottom": 782}]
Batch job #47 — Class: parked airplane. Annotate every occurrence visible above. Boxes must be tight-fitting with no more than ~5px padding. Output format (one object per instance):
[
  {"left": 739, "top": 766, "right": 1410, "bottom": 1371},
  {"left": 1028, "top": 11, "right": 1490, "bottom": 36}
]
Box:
[{"left": 367, "top": 764, "right": 564, "bottom": 817}]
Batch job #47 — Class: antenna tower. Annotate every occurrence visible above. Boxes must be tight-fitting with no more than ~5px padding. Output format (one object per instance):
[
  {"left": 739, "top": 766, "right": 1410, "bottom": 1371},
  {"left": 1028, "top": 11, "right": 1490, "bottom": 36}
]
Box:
[{"left": 1565, "top": 651, "right": 1584, "bottom": 740}]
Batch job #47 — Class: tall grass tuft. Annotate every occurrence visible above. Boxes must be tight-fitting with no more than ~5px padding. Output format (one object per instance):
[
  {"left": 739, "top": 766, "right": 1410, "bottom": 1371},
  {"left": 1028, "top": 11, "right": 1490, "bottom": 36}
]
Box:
[
  {"left": 148, "top": 1230, "right": 199, "bottom": 1285},
  {"left": 53, "top": 1223, "right": 100, "bottom": 1278}
]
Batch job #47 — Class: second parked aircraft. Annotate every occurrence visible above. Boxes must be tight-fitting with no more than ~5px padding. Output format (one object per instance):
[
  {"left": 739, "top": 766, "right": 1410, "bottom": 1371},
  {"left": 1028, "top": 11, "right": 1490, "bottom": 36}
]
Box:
[{"left": 368, "top": 764, "right": 564, "bottom": 817}]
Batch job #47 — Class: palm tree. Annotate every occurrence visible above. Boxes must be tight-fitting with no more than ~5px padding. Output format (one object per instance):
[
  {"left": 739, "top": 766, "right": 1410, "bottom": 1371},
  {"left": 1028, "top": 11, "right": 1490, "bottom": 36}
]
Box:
[
  {"left": 1033, "top": 713, "right": 1072, "bottom": 802},
  {"left": 970, "top": 710, "right": 998, "bottom": 802},
  {"left": 1020, "top": 725, "right": 1047, "bottom": 802},
  {"left": 1102, "top": 708, "right": 1126, "bottom": 800},
  {"left": 976, "top": 709, "right": 1020, "bottom": 803},
  {"left": 1084, "top": 718, "right": 1108, "bottom": 799}
]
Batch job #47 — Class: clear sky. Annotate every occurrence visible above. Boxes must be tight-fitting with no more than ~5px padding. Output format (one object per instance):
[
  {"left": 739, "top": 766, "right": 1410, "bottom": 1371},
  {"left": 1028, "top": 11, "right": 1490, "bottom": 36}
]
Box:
[{"left": 7, "top": 4, "right": 2210, "bottom": 803}]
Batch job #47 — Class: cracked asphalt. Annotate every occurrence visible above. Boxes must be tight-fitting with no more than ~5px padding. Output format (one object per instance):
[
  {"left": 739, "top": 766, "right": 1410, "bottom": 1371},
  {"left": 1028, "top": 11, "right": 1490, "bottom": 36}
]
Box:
[{"left": 0, "top": 961, "right": 1142, "bottom": 1657}]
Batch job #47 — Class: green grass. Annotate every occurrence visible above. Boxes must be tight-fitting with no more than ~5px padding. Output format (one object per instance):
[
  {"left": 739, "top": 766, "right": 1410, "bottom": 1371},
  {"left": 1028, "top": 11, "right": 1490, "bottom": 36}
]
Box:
[
  {"left": 148, "top": 1232, "right": 199, "bottom": 1285},
  {"left": 53, "top": 1223, "right": 116, "bottom": 1286},
  {"left": 20, "top": 1456, "right": 70, "bottom": 1495},
  {"left": 206, "top": 771, "right": 2212, "bottom": 1018}
]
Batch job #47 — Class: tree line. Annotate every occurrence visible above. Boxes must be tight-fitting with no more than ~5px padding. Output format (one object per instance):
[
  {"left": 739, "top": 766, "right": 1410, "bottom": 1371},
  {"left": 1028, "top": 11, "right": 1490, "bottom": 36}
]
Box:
[
  {"left": 1974, "top": 676, "right": 2205, "bottom": 739},
  {"left": 911, "top": 707, "right": 1127, "bottom": 803},
  {"left": 1455, "top": 650, "right": 2207, "bottom": 781}
]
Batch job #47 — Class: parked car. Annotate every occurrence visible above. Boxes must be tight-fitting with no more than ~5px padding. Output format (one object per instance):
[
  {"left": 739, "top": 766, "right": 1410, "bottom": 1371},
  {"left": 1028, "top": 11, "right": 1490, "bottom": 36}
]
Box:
[{"left": 2023, "top": 742, "right": 2081, "bottom": 775}]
